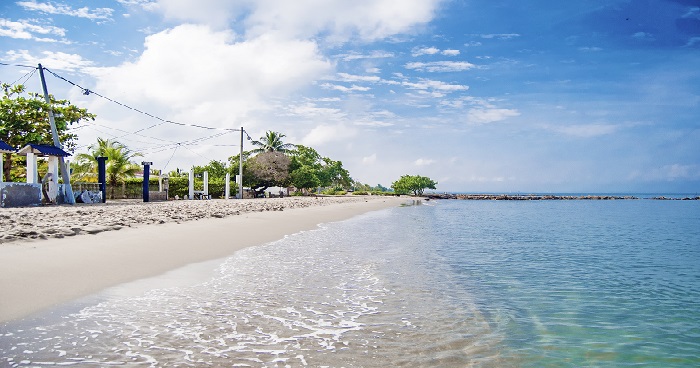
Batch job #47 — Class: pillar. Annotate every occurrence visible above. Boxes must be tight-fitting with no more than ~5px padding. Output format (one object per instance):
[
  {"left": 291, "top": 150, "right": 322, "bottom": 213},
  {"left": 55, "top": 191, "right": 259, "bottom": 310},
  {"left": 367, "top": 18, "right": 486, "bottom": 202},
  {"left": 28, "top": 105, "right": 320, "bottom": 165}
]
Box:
[
  {"left": 97, "top": 157, "right": 107, "bottom": 203},
  {"left": 26, "top": 152, "right": 37, "bottom": 184},
  {"left": 142, "top": 162, "right": 150, "bottom": 202},
  {"left": 203, "top": 171, "right": 209, "bottom": 196},
  {"left": 225, "top": 172, "right": 230, "bottom": 199},
  {"left": 188, "top": 170, "right": 194, "bottom": 200}
]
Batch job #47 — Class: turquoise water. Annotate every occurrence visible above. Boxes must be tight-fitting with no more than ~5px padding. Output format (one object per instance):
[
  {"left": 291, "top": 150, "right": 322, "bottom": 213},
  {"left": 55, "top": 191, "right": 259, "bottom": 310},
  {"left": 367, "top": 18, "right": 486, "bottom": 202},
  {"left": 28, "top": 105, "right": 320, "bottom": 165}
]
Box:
[{"left": 1, "top": 199, "right": 699, "bottom": 366}]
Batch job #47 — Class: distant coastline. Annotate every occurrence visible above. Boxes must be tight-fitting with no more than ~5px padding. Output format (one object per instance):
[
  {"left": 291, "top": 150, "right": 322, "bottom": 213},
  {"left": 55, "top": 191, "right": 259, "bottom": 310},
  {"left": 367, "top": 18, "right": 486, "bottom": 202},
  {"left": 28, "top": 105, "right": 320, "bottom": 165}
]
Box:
[{"left": 425, "top": 193, "right": 700, "bottom": 200}]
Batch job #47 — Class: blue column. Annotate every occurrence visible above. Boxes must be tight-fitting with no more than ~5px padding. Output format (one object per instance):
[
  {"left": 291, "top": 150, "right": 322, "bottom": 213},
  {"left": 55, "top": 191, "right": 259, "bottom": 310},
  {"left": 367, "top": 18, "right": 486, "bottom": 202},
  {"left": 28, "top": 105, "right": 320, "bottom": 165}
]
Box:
[
  {"left": 142, "top": 162, "right": 152, "bottom": 202},
  {"left": 97, "top": 156, "right": 107, "bottom": 203}
]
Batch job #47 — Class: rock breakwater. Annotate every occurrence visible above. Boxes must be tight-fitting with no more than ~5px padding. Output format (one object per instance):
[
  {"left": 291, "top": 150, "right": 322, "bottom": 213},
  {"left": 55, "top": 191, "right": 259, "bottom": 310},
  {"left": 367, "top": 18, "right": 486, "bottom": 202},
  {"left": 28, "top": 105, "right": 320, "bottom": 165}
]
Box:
[{"left": 425, "top": 194, "right": 700, "bottom": 201}]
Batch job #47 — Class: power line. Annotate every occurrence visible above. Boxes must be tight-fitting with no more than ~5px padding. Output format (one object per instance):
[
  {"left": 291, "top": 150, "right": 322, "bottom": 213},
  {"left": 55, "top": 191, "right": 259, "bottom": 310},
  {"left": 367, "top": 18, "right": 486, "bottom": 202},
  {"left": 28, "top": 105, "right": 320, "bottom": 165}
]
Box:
[
  {"left": 44, "top": 67, "right": 240, "bottom": 133},
  {"left": 0, "top": 61, "right": 37, "bottom": 69},
  {"left": 9, "top": 68, "right": 37, "bottom": 87}
]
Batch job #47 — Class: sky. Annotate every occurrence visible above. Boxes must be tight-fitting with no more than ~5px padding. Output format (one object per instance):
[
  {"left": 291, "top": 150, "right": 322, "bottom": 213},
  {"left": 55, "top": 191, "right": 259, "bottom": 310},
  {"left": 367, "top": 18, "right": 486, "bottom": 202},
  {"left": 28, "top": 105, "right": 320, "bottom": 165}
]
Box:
[{"left": 1, "top": 0, "right": 699, "bottom": 193}]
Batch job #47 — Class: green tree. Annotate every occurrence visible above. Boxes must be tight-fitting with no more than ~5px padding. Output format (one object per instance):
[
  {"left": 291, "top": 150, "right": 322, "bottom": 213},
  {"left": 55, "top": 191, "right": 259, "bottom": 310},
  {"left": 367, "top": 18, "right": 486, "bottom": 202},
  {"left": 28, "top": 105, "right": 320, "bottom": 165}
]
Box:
[
  {"left": 246, "top": 151, "right": 291, "bottom": 195},
  {"left": 250, "top": 131, "right": 296, "bottom": 153},
  {"left": 72, "top": 138, "right": 142, "bottom": 199},
  {"left": 290, "top": 165, "right": 321, "bottom": 194},
  {"left": 391, "top": 175, "right": 437, "bottom": 196},
  {"left": 0, "top": 83, "right": 95, "bottom": 181},
  {"left": 192, "top": 159, "right": 228, "bottom": 179},
  {"left": 288, "top": 145, "right": 352, "bottom": 192}
]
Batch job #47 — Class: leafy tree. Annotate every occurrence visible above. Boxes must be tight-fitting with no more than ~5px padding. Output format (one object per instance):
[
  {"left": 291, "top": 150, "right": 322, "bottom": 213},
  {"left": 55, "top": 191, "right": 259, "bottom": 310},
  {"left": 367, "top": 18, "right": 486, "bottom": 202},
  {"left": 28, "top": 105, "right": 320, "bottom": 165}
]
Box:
[
  {"left": 391, "top": 175, "right": 437, "bottom": 196},
  {"left": 192, "top": 159, "right": 228, "bottom": 179},
  {"left": 72, "top": 138, "right": 142, "bottom": 199},
  {"left": 0, "top": 83, "right": 95, "bottom": 181},
  {"left": 290, "top": 165, "right": 320, "bottom": 194},
  {"left": 288, "top": 145, "right": 352, "bottom": 192},
  {"left": 319, "top": 157, "right": 352, "bottom": 188},
  {"left": 245, "top": 151, "right": 291, "bottom": 195},
  {"left": 250, "top": 131, "right": 296, "bottom": 154}
]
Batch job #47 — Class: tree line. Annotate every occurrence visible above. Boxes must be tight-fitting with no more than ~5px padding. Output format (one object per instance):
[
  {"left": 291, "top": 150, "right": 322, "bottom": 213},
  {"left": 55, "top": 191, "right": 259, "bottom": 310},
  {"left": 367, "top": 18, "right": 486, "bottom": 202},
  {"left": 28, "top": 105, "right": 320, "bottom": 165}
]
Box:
[{"left": 1, "top": 83, "right": 438, "bottom": 197}]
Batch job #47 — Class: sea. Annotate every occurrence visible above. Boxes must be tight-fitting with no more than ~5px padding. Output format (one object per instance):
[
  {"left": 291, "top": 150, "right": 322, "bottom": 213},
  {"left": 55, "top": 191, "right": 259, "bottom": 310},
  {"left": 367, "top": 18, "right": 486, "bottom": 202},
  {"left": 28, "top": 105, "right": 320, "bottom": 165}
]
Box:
[{"left": 1, "top": 197, "right": 699, "bottom": 367}]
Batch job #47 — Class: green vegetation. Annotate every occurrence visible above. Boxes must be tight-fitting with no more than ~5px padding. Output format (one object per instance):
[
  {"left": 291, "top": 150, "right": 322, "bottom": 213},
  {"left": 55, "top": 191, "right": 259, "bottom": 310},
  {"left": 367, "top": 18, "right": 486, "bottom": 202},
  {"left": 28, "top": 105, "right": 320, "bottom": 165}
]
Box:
[
  {"left": 0, "top": 84, "right": 95, "bottom": 182},
  {"left": 250, "top": 131, "right": 296, "bottom": 154},
  {"left": 72, "top": 138, "right": 143, "bottom": 199},
  {"left": 391, "top": 175, "right": 437, "bottom": 196}
]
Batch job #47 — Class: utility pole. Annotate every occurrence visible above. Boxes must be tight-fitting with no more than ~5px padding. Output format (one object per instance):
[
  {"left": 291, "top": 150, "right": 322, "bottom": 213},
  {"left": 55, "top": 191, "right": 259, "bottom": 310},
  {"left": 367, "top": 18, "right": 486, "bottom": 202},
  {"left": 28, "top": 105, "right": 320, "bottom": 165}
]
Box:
[
  {"left": 239, "top": 126, "right": 244, "bottom": 199},
  {"left": 38, "top": 64, "right": 75, "bottom": 204}
]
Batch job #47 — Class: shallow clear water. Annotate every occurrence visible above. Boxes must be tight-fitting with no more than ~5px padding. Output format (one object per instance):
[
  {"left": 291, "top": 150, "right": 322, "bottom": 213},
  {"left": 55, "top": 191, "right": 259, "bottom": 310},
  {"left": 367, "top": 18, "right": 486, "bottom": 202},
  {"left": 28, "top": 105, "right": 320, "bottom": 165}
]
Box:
[{"left": 1, "top": 199, "right": 699, "bottom": 367}]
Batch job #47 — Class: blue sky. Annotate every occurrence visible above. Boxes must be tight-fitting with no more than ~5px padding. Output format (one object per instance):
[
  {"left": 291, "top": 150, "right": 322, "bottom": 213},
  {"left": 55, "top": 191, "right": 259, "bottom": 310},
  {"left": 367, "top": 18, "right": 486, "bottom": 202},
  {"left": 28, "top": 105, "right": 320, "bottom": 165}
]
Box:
[{"left": 1, "top": 0, "right": 699, "bottom": 193}]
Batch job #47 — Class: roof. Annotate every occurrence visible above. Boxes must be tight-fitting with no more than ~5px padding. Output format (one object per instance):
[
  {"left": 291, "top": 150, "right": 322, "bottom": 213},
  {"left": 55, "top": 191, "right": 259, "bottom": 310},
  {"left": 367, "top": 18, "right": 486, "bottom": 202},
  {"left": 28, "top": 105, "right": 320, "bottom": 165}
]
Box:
[
  {"left": 0, "top": 140, "right": 16, "bottom": 153},
  {"left": 17, "top": 144, "right": 71, "bottom": 157}
]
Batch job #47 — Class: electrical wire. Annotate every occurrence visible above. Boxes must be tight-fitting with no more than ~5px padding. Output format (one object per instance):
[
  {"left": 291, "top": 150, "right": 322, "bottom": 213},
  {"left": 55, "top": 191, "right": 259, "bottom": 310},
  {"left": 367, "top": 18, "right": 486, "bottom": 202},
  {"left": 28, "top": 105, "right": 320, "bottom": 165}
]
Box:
[{"left": 44, "top": 67, "right": 240, "bottom": 133}]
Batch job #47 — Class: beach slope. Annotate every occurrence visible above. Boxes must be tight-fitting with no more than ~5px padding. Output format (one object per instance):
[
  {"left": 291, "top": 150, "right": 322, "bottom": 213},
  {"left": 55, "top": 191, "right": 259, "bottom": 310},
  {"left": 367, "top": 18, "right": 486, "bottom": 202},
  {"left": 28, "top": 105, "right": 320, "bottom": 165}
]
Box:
[{"left": 0, "top": 196, "right": 404, "bottom": 323}]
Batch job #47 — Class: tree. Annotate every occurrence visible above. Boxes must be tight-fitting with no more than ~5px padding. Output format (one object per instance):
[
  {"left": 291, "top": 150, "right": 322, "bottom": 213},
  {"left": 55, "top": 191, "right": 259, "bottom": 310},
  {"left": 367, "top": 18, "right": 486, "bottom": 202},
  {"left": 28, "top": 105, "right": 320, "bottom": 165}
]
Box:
[
  {"left": 192, "top": 159, "right": 228, "bottom": 179},
  {"left": 250, "top": 131, "right": 296, "bottom": 154},
  {"left": 391, "top": 175, "right": 437, "bottom": 196},
  {"left": 0, "top": 83, "right": 95, "bottom": 181},
  {"left": 72, "top": 138, "right": 142, "bottom": 199},
  {"left": 245, "top": 151, "right": 291, "bottom": 195},
  {"left": 290, "top": 165, "right": 320, "bottom": 194},
  {"left": 288, "top": 145, "right": 352, "bottom": 193}
]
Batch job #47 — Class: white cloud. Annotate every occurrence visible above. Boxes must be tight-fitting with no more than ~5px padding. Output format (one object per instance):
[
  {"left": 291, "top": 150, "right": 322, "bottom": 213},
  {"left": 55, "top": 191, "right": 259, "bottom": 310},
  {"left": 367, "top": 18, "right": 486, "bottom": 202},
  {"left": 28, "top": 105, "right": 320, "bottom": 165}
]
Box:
[
  {"left": 17, "top": 1, "right": 114, "bottom": 20},
  {"left": 117, "top": 0, "right": 160, "bottom": 11},
  {"left": 466, "top": 108, "right": 520, "bottom": 124},
  {"left": 362, "top": 154, "right": 377, "bottom": 164},
  {"left": 247, "top": 0, "right": 441, "bottom": 42},
  {"left": 321, "top": 83, "right": 372, "bottom": 92},
  {"left": 405, "top": 61, "right": 476, "bottom": 72},
  {"left": 0, "top": 18, "right": 66, "bottom": 40},
  {"left": 301, "top": 124, "right": 357, "bottom": 146},
  {"left": 285, "top": 103, "right": 345, "bottom": 120},
  {"left": 403, "top": 78, "right": 468, "bottom": 92},
  {"left": 632, "top": 32, "right": 655, "bottom": 41},
  {"left": 412, "top": 46, "right": 439, "bottom": 56},
  {"left": 478, "top": 33, "right": 520, "bottom": 40},
  {"left": 337, "top": 72, "right": 381, "bottom": 83},
  {"left": 337, "top": 50, "right": 394, "bottom": 61},
  {"left": 578, "top": 46, "right": 602, "bottom": 52},
  {"left": 414, "top": 158, "right": 434, "bottom": 166},
  {"left": 156, "top": 0, "right": 441, "bottom": 42},
  {"left": 5, "top": 50, "right": 93, "bottom": 71},
  {"left": 89, "top": 24, "right": 332, "bottom": 128},
  {"left": 354, "top": 120, "right": 394, "bottom": 127},
  {"left": 441, "top": 49, "right": 460, "bottom": 56}
]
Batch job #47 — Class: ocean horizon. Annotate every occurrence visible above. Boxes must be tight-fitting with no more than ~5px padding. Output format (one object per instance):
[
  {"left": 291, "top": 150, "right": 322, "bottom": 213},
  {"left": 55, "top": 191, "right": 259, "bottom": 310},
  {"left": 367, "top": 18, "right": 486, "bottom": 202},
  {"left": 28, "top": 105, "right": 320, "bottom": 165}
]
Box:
[{"left": 2, "top": 198, "right": 699, "bottom": 367}]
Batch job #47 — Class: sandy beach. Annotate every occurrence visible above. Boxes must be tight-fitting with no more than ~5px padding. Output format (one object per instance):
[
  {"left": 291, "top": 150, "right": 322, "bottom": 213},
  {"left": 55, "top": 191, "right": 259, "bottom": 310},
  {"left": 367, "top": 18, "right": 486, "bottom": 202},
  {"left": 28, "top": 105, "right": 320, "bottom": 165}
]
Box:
[{"left": 0, "top": 196, "right": 405, "bottom": 323}]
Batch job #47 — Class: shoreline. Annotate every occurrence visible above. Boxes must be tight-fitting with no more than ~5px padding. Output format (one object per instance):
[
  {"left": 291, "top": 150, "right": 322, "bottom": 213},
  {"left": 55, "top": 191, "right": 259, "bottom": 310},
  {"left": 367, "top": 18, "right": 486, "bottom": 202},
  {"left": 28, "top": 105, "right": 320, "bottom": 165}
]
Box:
[{"left": 0, "top": 196, "right": 406, "bottom": 323}]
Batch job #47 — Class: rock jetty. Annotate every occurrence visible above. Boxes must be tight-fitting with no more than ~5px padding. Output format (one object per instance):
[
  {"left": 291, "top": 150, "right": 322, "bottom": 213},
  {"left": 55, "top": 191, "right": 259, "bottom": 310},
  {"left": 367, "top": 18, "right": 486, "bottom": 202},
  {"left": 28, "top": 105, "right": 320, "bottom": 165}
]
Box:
[{"left": 425, "top": 194, "right": 699, "bottom": 201}]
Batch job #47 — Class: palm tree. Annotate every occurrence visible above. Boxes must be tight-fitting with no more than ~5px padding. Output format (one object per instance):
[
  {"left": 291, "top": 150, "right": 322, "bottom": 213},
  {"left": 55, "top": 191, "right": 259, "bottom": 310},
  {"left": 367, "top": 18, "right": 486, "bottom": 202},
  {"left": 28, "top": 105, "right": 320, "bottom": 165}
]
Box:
[
  {"left": 250, "top": 131, "right": 296, "bottom": 154},
  {"left": 72, "top": 138, "right": 142, "bottom": 199}
]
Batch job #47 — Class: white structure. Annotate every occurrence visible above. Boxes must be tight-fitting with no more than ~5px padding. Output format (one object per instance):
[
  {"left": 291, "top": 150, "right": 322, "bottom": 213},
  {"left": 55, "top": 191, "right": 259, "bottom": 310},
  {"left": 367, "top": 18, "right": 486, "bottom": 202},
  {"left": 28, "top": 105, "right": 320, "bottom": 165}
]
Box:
[
  {"left": 225, "top": 172, "right": 231, "bottom": 199},
  {"left": 188, "top": 169, "right": 210, "bottom": 199}
]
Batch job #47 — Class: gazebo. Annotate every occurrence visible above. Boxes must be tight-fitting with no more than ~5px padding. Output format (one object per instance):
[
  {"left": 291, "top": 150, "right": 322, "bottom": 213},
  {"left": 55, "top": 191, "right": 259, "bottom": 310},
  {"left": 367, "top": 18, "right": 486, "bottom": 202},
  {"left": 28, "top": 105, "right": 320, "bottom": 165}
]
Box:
[
  {"left": 0, "top": 140, "right": 17, "bottom": 184},
  {"left": 17, "top": 144, "right": 71, "bottom": 184},
  {"left": 17, "top": 144, "right": 71, "bottom": 204}
]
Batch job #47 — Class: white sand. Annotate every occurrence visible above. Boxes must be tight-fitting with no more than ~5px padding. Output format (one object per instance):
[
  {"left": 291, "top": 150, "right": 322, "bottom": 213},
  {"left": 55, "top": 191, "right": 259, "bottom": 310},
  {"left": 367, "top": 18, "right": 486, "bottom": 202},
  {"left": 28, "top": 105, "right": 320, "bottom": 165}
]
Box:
[{"left": 0, "top": 196, "right": 406, "bottom": 323}]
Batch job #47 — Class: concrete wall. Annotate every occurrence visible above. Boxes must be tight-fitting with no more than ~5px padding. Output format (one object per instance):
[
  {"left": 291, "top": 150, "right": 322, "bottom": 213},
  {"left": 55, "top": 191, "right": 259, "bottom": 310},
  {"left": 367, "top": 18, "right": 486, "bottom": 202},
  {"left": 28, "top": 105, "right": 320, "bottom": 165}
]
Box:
[{"left": 0, "top": 182, "right": 42, "bottom": 208}]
